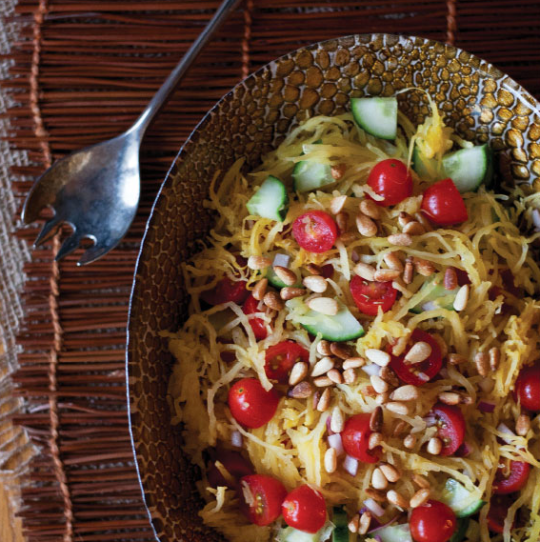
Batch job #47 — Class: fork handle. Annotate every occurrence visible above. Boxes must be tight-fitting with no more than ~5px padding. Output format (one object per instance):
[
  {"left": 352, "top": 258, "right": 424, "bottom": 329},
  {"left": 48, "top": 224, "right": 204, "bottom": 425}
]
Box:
[{"left": 131, "top": 0, "right": 244, "bottom": 135}]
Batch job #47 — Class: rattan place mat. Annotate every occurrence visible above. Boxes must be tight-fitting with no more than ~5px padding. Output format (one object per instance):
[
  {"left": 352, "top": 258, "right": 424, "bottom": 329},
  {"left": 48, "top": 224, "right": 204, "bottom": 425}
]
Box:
[{"left": 2, "top": 1, "right": 540, "bottom": 541}]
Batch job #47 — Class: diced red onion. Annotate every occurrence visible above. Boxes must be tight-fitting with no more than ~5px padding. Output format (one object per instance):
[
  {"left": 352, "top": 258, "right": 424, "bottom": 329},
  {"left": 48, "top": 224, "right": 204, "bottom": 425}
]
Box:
[
  {"left": 478, "top": 400, "right": 496, "bottom": 413},
  {"left": 417, "top": 372, "right": 430, "bottom": 383},
  {"left": 455, "top": 442, "right": 472, "bottom": 457},
  {"left": 497, "top": 422, "right": 516, "bottom": 444},
  {"left": 363, "top": 498, "right": 385, "bottom": 518},
  {"left": 424, "top": 414, "right": 437, "bottom": 426},
  {"left": 532, "top": 208, "right": 540, "bottom": 231},
  {"left": 362, "top": 364, "right": 381, "bottom": 377},
  {"left": 231, "top": 431, "right": 243, "bottom": 448},
  {"left": 326, "top": 416, "right": 335, "bottom": 435},
  {"left": 368, "top": 515, "right": 399, "bottom": 533},
  {"left": 328, "top": 434, "right": 344, "bottom": 456},
  {"left": 351, "top": 249, "right": 360, "bottom": 263},
  {"left": 373, "top": 536, "right": 382, "bottom": 542},
  {"left": 343, "top": 455, "right": 359, "bottom": 476},
  {"left": 273, "top": 253, "right": 291, "bottom": 269}
]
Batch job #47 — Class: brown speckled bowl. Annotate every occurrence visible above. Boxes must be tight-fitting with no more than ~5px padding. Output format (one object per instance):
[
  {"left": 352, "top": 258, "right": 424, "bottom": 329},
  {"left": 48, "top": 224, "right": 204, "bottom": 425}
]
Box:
[{"left": 127, "top": 34, "right": 540, "bottom": 542}]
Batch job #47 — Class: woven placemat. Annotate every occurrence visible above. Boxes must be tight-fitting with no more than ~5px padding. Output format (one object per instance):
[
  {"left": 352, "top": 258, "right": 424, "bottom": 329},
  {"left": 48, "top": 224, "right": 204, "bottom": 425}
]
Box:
[{"left": 2, "top": 1, "right": 540, "bottom": 541}]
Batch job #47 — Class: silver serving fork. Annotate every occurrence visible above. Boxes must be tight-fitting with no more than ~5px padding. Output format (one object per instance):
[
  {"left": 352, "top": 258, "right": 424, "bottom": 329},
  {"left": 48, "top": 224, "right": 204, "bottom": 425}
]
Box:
[{"left": 22, "top": 0, "right": 242, "bottom": 266}]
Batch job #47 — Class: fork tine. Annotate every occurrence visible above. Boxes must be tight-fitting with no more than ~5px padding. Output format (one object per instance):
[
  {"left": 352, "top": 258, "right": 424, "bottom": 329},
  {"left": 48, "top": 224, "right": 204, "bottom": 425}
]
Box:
[
  {"left": 77, "top": 243, "right": 110, "bottom": 266},
  {"left": 54, "top": 234, "right": 81, "bottom": 261},
  {"left": 33, "top": 216, "right": 62, "bottom": 248}
]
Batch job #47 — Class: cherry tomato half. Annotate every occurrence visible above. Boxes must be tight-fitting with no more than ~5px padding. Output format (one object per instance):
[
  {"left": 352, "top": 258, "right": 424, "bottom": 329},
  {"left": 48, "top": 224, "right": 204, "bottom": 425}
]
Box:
[
  {"left": 243, "top": 294, "right": 269, "bottom": 340},
  {"left": 282, "top": 485, "right": 327, "bottom": 533},
  {"left": 341, "top": 412, "right": 380, "bottom": 464},
  {"left": 367, "top": 159, "right": 413, "bottom": 207},
  {"left": 201, "top": 276, "right": 248, "bottom": 306},
  {"left": 228, "top": 378, "right": 279, "bottom": 428},
  {"left": 432, "top": 403, "right": 466, "bottom": 457},
  {"left": 493, "top": 459, "right": 531, "bottom": 495},
  {"left": 515, "top": 362, "right": 540, "bottom": 412},
  {"left": 390, "top": 329, "right": 443, "bottom": 386},
  {"left": 409, "top": 500, "right": 457, "bottom": 542},
  {"left": 487, "top": 496, "right": 515, "bottom": 534},
  {"left": 207, "top": 450, "right": 254, "bottom": 489},
  {"left": 421, "top": 178, "right": 468, "bottom": 226},
  {"left": 240, "top": 474, "right": 287, "bottom": 526},
  {"left": 350, "top": 275, "right": 398, "bottom": 316},
  {"left": 265, "top": 341, "right": 310, "bottom": 383},
  {"left": 293, "top": 211, "right": 338, "bottom": 253},
  {"left": 320, "top": 263, "right": 334, "bottom": 279}
]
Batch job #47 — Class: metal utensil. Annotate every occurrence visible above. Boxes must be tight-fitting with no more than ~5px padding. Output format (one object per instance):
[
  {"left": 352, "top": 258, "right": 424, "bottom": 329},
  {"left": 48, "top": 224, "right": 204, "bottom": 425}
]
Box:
[{"left": 22, "top": 0, "right": 243, "bottom": 266}]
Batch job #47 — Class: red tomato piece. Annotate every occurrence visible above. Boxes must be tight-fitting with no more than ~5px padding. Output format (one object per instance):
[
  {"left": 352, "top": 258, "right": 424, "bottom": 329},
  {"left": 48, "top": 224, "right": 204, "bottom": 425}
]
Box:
[
  {"left": 350, "top": 275, "right": 398, "bottom": 316},
  {"left": 409, "top": 500, "right": 457, "bottom": 542},
  {"left": 487, "top": 496, "right": 515, "bottom": 534},
  {"left": 421, "top": 178, "right": 468, "bottom": 226},
  {"left": 341, "top": 412, "right": 380, "bottom": 464},
  {"left": 432, "top": 403, "right": 466, "bottom": 457},
  {"left": 367, "top": 159, "right": 413, "bottom": 207},
  {"left": 228, "top": 378, "right": 279, "bottom": 428},
  {"left": 390, "top": 329, "right": 443, "bottom": 386},
  {"left": 201, "top": 276, "right": 248, "bottom": 306},
  {"left": 282, "top": 485, "right": 327, "bottom": 533},
  {"left": 493, "top": 459, "right": 531, "bottom": 495},
  {"left": 240, "top": 474, "right": 287, "bottom": 526},
  {"left": 515, "top": 363, "right": 540, "bottom": 412},
  {"left": 320, "top": 263, "right": 334, "bottom": 279},
  {"left": 207, "top": 450, "right": 254, "bottom": 489},
  {"left": 265, "top": 341, "right": 310, "bottom": 383},
  {"left": 243, "top": 294, "right": 269, "bottom": 340},
  {"left": 292, "top": 211, "right": 338, "bottom": 253}
]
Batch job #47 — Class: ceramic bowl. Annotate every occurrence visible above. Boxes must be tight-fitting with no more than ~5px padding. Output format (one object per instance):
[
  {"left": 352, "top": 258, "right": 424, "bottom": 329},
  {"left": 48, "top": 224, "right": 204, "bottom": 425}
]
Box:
[{"left": 127, "top": 33, "right": 540, "bottom": 542}]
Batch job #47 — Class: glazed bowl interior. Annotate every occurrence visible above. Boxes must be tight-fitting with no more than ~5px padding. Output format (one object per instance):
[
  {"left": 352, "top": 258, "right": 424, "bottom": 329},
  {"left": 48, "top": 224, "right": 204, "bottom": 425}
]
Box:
[{"left": 127, "top": 33, "right": 540, "bottom": 542}]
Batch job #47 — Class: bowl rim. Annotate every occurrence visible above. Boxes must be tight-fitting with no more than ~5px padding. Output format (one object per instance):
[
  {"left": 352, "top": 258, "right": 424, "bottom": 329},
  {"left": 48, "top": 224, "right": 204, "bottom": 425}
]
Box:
[{"left": 125, "top": 32, "right": 540, "bottom": 542}]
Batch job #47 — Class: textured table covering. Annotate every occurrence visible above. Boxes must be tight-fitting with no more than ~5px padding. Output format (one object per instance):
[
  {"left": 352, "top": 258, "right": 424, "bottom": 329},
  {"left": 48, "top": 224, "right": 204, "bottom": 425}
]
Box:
[{"left": 0, "top": 1, "right": 539, "bottom": 541}]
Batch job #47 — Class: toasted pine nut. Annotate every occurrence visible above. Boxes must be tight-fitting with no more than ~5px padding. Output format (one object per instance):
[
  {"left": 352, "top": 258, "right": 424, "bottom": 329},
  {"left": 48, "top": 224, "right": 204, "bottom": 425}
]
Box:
[
  {"left": 307, "top": 263, "right": 322, "bottom": 275},
  {"left": 354, "top": 262, "right": 376, "bottom": 281},
  {"left": 368, "top": 432, "right": 383, "bottom": 450},
  {"left": 371, "top": 375, "right": 389, "bottom": 394},
  {"left": 448, "top": 353, "right": 468, "bottom": 365},
  {"left": 330, "top": 406, "right": 345, "bottom": 433},
  {"left": 390, "top": 385, "right": 419, "bottom": 402},
  {"left": 453, "top": 284, "right": 469, "bottom": 312},
  {"left": 307, "top": 296, "right": 339, "bottom": 316},
  {"left": 280, "top": 287, "right": 306, "bottom": 300},
  {"left": 384, "top": 251, "right": 404, "bottom": 272},
  {"left": 313, "top": 376, "right": 333, "bottom": 387},
  {"left": 403, "top": 258, "right": 414, "bottom": 284},
  {"left": 312, "top": 356, "right": 335, "bottom": 377},
  {"left": 317, "top": 388, "right": 331, "bottom": 412},
  {"left": 370, "top": 406, "right": 384, "bottom": 432},
  {"left": 340, "top": 232, "right": 357, "bottom": 243},
  {"left": 248, "top": 255, "right": 272, "bottom": 270},
  {"left": 386, "top": 402, "right": 410, "bottom": 416},
  {"left": 336, "top": 211, "right": 349, "bottom": 234},
  {"left": 365, "top": 349, "right": 391, "bottom": 367},
  {"left": 331, "top": 164, "right": 347, "bottom": 180},
  {"left": 327, "top": 369, "right": 343, "bottom": 384},
  {"left": 410, "top": 488, "right": 431, "bottom": 508},
  {"left": 380, "top": 366, "right": 400, "bottom": 388},
  {"left": 405, "top": 341, "right": 432, "bottom": 364},
  {"left": 403, "top": 434, "right": 416, "bottom": 449},
  {"left": 330, "top": 194, "right": 348, "bottom": 214},
  {"left": 359, "top": 511, "right": 372, "bottom": 535},
  {"left": 489, "top": 347, "right": 501, "bottom": 371},
  {"left": 252, "top": 278, "right": 268, "bottom": 301},
  {"left": 348, "top": 515, "right": 360, "bottom": 534},
  {"left": 387, "top": 489, "right": 408, "bottom": 509},
  {"left": 363, "top": 385, "right": 377, "bottom": 397},
  {"left": 263, "top": 291, "right": 284, "bottom": 310},
  {"left": 343, "top": 357, "right": 365, "bottom": 370},
  {"left": 444, "top": 267, "right": 458, "bottom": 290},
  {"left": 474, "top": 352, "right": 490, "bottom": 377},
  {"left": 374, "top": 268, "right": 401, "bottom": 282},
  {"left": 414, "top": 258, "right": 436, "bottom": 276},
  {"left": 343, "top": 368, "right": 357, "bottom": 385},
  {"left": 273, "top": 266, "right": 297, "bottom": 286},
  {"left": 365, "top": 488, "right": 386, "bottom": 502},
  {"left": 288, "top": 381, "right": 313, "bottom": 399},
  {"left": 302, "top": 275, "right": 327, "bottom": 294},
  {"left": 427, "top": 437, "right": 443, "bottom": 455},
  {"left": 317, "top": 339, "right": 332, "bottom": 356},
  {"left": 412, "top": 474, "right": 430, "bottom": 489},
  {"left": 289, "top": 362, "right": 309, "bottom": 386},
  {"left": 330, "top": 342, "right": 354, "bottom": 359},
  {"left": 379, "top": 463, "right": 401, "bottom": 483},
  {"left": 438, "top": 391, "right": 461, "bottom": 406},
  {"left": 360, "top": 199, "right": 381, "bottom": 220},
  {"left": 388, "top": 233, "right": 413, "bottom": 246},
  {"left": 324, "top": 447, "right": 337, "bottom": 473},
  {"left": 356, "top": 213, "right": 378, "bottom": 237},
  {"left": 403, "top": 221, "right": 425, "bottom": 236},
  {"left": 516, "top": 413, "right": 531, "bottom": 436},
  {"left": 372, "top": 468, "right": 388, "bottom": 490},
  {"left": 398, "top": 211, "right": 414, "bottom": 227},
  {"left": 415, "top": 211, "right": 433, "bottom": 232}
]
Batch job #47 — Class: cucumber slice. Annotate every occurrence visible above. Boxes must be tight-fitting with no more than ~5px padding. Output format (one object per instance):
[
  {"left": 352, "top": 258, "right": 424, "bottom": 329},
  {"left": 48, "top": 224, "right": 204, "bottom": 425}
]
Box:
[
  {"left": 442, "top": 144, "right": 493, "bottom": 193},
  {"left": 440, "top": 478, "right": 486, "bottom": 518},
  {"left": 449, "top": 518, "right": 470, "bottom": 542},
  {"left": 371, "top": 524, "right": 412, "bottom": 542},
  {"left": 351, "top": 97, "right": 398, "bottom": 140},
  {"left": 412, "top": 146, "right": 438, "bottom": 180},
  {"left": 332, "top": 507, "right": 348, "bottom": 542},
  {"left": 277, "top": 523, "right": 335, "bottom": 542},
  {"left": 292, "top": 160, "right": 335, "bottom": 193},
  {"left": 287, "top": 299, "right": 364, "bottom": 342},
  {"left": 246, "top": 176, "right": 289, "bottom": 221},
  {"left": 409, "top": 273, "right": 457, "bottom": 314}
]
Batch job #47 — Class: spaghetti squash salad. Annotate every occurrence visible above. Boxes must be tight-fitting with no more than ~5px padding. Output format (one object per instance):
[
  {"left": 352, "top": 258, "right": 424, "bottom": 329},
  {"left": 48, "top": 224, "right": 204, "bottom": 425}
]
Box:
[{"left": 167, "top": 95, "right": 540, "bottom": 542}]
